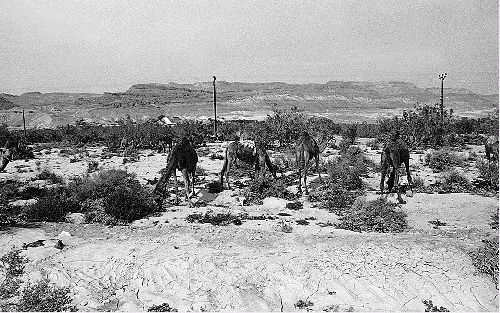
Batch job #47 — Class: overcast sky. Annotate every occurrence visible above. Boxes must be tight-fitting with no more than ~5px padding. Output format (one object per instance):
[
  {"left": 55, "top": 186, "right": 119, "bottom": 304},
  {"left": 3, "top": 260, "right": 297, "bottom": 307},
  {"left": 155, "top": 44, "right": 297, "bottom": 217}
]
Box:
[{"left": 1, "top": 0, "right": 498, "bottom": 94}]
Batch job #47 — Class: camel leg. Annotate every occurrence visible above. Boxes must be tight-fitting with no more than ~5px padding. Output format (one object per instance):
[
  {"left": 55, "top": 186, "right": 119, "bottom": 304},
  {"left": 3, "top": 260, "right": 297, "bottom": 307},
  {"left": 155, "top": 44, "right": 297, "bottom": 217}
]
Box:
[
  {"left": 391, "top": 156, "right": 405, "bottom": 204},
  {"left": 315, "top": 154, "right": 321, "bottom": 181},
  {"left": 298, "top": 166, "right": 302, "bottom": 194},
  {"left": 191, "top": 168, "right": 196, "bottom": 196},
  {"left": 303, "top": 152, "right": 310, "bottom": 195},
  {"left": 380, "top": 156, "right": 388, "bottom": 196},
  {"left": 173, "top": 168, "right": 179, "bottom": 205},
  {"left": 405, "top": 160, "right": 413, "bottom": 192},
  {"left": 265, "top": 153, "right": 277, "bottom": 178},
  {"left": 182, "top": 168, "right": 193, "bottom": 207}
]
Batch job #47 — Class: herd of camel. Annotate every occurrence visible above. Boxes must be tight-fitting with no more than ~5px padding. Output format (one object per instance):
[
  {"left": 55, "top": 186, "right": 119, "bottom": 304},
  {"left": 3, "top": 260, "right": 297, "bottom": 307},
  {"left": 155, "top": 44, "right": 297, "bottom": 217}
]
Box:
[
  {"left": 0, "top": 132, "right": 498, "bottom": 208},
  {"left": 152, "top": 131, "right": 499, "bottom": 207}
]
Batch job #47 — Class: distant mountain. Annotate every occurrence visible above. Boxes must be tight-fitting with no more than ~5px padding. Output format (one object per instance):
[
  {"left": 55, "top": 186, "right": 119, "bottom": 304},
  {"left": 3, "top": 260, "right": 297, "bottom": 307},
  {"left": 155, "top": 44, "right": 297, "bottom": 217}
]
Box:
[
  {"left": 0, "top": 96, "right": 16, "bottom": 110},
  {"left": 0, "top": 81, "right": 497, "bottom": 128}
]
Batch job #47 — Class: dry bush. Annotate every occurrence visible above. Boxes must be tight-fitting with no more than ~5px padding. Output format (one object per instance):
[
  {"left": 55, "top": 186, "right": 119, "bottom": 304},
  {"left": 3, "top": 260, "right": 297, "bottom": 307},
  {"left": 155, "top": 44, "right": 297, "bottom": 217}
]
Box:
[
  {"left": 469, "top": 236, "right": 499, "bottom": 288},
  {"left": 435, "top": 170, "right": 472, "bottom": 193},
  {"left": 325, "top": 158, "right": 364, "bottom": 191},
  {"left": 337, "top": 198, "right": 408, "bottom": 233},
  {"left": 425, "top": 149, "right": 467, "bottom": 172},
  {"left": 243, "top": 174, "right": 296, "bottom": 204},
  {"left": 35, "top": 168, "right": 64, "bottom": 184},
  {"left": 17, "top": 278, "right": 77, "bottom": 312},
  {"left": 186, "top": 210, "right": 243, "bottom": 226},
  {"left": 476, "top": 158, "right": 499, "bottom": 189},
  {"left": 24, "top": 188, "right": 80, "bottom": 222},
  {"left": 309, "top": 183, "right": 363, "bottom": 216}
]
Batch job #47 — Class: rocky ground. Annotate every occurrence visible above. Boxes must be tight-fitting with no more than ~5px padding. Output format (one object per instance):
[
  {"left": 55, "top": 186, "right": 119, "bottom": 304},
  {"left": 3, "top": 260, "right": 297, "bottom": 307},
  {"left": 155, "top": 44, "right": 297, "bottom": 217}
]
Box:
[{"left": 0, "top": 139, "right": 498, "bottom": 311}]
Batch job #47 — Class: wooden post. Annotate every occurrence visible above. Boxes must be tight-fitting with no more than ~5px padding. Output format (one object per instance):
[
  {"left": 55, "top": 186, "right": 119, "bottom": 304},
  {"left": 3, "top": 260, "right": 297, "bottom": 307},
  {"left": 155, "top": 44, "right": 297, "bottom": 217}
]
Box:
[{"left": 213, "top": 76, "right": 217, "bottom": 140}]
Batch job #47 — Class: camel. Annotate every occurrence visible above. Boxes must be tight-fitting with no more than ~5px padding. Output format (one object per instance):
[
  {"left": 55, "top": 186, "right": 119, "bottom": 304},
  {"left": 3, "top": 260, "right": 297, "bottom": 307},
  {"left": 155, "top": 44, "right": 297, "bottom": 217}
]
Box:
[
  {"left": 154, "top": 137, "right": 198, "bottom": 207},
  {"left": 380, "top": 134, "right": 413, "bottom": 204},
  {"left": 219, "top": 138, "right": 276, "bottom": 189},
  {"left": 295, "top": 131, "right": 329, "bottom": 195},
  {"left": 0, "top": 141, "right": 14, "bottom": 172},
  {"left": 485, "top": 135, "right": 499, "bottom": 182}
]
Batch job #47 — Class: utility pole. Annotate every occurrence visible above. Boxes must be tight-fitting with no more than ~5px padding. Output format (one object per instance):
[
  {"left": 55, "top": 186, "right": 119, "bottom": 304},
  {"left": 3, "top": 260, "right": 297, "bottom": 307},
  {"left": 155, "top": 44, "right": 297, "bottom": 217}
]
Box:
[
  {"left": 439, "top": 73, "right": 447, "bottom": 123},
  {"left": 213, "top": 76, "right": 217, "bottom": 140},
  {"left": 22, "top": 109, "right": 27, "bottom": 142}
]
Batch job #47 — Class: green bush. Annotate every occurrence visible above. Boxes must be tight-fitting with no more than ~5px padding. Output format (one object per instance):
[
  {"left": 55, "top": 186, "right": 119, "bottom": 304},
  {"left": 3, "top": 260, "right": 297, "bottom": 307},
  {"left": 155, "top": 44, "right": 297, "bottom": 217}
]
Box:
[
  {"left": 17, "top": 278, "right": 77, "bottom": 312},
  {"left": 469, "top": 236, "right": 498, "bottom": 288},
  {"left": 337, "top": 198, "right": 408, "bottom": 233},
  {"left": 425, "top": 149, "right": 466, "bottom": 171}
]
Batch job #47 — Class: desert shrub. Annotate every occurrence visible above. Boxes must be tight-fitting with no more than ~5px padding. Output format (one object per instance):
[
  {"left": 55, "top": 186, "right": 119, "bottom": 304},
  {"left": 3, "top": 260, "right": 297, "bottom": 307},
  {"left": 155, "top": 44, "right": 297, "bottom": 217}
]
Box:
[
  {"left": 206, "top": 181, "right": 223, "bottom": 193},
  {"left": 195, "top": 166, "right": 207, "bottom": 176},
  {"left": 340, "top": 145, "right": 374, "bottom": 176},
  {"left": 243, "top": 175, "right": 296, "bottom": 204},
  {"left": 309, "top": 184, "right": 363, "bottom": 215},
  {"left": 186, "top": 211, "right": 243, "bottom": 226},
  {"left": 81, "top": 199, "right": 121, "bottom": 225},
  {"left": 87, "top": 160, "right": 99, "bottom": 173},
  {"left": 366, "top": 138, "right": 381, "bottom": 150},
  {"left": 422, "top": 300, "right": 449, "bottom": 312},
  {"left": 286, "top": 201, "right": 303, "bottom": 211},
  {"left": 337, "top": 198, "right": 408, "bottom": 233},
  {"left": 0, "top": 248, "right": 28, "bottom": 303},
  {"left": 424, "top": 149, "right": 466, "bottom": 172},
  {"left": 24, "top": 189, "right": 80, "bottom": 222},
  {"left": 412, "top": 176, "right": 426, "bottom": 192},
  {"left": 377, "top": 103, "right": 454, "bottom": 149},
  {"left": 435, "top": 170, "right": 472, "bottom": 193},
  {"left": 104, "top": 184, "right": 156, "bottom": 222},
  {"left": 469, "top": 236, "right": 498, "bottom": 288},
  {"left": 476, "top": 158, "right": 499, "bottom": 189},
  {"left": 325, "top": 158, "right": 364, "bottom": 190},
  {"left": 491, "top": 211, "right": 499, "bottom": 230},
  {"left": 148, "top": 302, "right": 178, "bottom": 312},
  {"left": 0, "top": 249, "right": 28, "bottom": 278},
  {"left": 67, "top": 169, "right": 157, "bottom": 222},
  {"left": 35, "top": 168, "right": 64, "bottom": 184},
  {"left": 17, "top": 278, "right": 77, "bottom": 312},
  {"left": 294, "top": 299, "right": 314, "bottom": 310}
]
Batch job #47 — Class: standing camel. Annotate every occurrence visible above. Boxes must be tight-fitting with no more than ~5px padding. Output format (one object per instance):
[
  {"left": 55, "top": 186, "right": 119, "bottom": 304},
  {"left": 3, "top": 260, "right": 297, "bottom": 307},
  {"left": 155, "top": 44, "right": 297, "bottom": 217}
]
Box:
[
  {"left": 296, "top": 131, "right": 329, "bottom": 195},
  {"left": 0, "top": 141, "right": 13, "bottom": 172},
  {"left": 154, "top": 137, "right": 198, "bottom": 207},
  {"left": 485, "top": 135, "right": 499, "bottom": 183},
  {"left": 380, "top": 134, "right": 413, "bottom": 204},
  {"left": 220, "top": 138, "right": 276, "bottom": 189}
]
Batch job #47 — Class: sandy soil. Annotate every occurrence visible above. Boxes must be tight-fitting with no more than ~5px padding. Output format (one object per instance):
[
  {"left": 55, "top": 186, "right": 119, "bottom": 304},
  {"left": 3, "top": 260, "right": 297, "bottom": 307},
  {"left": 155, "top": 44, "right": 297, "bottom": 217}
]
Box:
[{"left": 0, "top": 140, "right": 498, "bottom": 312}]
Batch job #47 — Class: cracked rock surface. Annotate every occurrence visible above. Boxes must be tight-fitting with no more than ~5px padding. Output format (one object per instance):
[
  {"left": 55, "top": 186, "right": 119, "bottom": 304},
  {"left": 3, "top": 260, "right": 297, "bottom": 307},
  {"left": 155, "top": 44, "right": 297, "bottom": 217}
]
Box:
[{"left": 1, "top": 193, "right": 497, "bottom": 312}]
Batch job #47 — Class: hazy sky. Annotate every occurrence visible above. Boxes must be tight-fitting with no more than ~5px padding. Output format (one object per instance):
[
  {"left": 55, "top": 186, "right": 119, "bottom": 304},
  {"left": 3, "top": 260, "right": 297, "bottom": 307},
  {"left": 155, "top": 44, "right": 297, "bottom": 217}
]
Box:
[{"left": 1, "top": 0, "right": 498, "bottom": 94}]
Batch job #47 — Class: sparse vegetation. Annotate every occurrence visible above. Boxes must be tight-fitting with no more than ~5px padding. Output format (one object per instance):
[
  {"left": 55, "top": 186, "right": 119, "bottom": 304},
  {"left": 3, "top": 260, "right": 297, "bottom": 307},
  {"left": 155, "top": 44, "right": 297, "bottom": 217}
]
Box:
[
  {"left": 24, "top": 188, "right": 80, "bottom": 222},
  {"left": 425, "top": 149, "right": 466, "bottom": 172},
  {"left": 422, "top": 300, "right": 449, "bottom": 312},
  {"left": 309, "top": 183, "right": 363, "bottom": 215},
  {"left": 337, "top": 198, "right": 408, "bottom": 233},
  {"left": 147, "top": 302, "right": 178, "bottom": 312},
  {"left": 186, "top": 210, "right": 243, "bottom": 226},
  {"left": 469, "top": 236, "right": 499, "bottom": 288},
  {"left": 435, "top": 170, "right": 472, "bottom": 193},
  {"left": 243, "top": 174, "right": 296, "bottom": 204},
  {"left": 17, "top": 278, "right": 77, "bottom": 312},
  {"left": 35, "top": 168, "right": 64, "bottom": 184},
  {"left": 294, "top": 299, "right": 314, "bottom": 311}
]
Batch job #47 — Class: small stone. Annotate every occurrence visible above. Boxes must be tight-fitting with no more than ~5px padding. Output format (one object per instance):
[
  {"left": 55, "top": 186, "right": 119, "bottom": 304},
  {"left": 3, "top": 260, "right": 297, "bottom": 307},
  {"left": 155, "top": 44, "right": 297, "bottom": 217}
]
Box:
[{"left": 54, "top": 240, "right": 64, "bottom": 250}]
